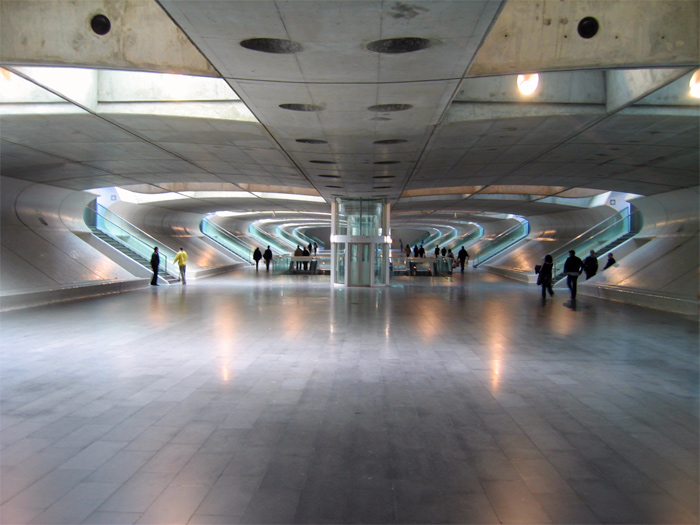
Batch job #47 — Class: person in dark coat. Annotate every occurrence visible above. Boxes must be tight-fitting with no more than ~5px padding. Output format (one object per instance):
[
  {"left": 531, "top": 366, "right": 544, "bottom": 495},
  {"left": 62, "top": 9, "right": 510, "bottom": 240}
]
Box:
[
  {"left": 302, "top": 246, "right": 310, "bottom": 270},
  {"left": 252, "top": 247, "right": 262, "bottom": 270},
  {"left": 434, "top": 246, "right": 440, "bottom": 258},
  {"left": 263, "top": 246, "right": 273, "bottom": 271},
  {"left": 537, "top": 254, "right": 554, "bottom": 299},
  {"left": 583, "top": 250, "right": 598, "bottom": 279},
  {"left": 458, "top": 247, "right": 469, "bottom": 273},
  {"left": 413, "top": 245, "right": 419, "bottom": 257},
  {"left": 563, "top": 250, "right": 583, "bottom": 299},
  {"left": 150, "top": 246, "right": 160, "bottom": 286},
  {"left": 441, "top": 247, "right": 447, "bottom": 257},
  {"left": 603, "top": 253, "right": 616, "bottom": 270}
]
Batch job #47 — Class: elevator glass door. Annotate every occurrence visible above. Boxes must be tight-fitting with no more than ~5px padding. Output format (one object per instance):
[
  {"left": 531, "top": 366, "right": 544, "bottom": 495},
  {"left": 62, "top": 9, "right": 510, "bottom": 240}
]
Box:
[{"left": 348, "top": 243, "right": 371, "bottom": 286}]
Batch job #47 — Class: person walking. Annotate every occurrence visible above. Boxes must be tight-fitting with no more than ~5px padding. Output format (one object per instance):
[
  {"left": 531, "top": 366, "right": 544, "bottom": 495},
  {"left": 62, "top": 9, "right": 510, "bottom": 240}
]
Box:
[
  {"left": 405, "top": 244, "right": 412, "bottom": 258},
  {"left": 252, "top": 247, "right": 262, "bottom": 270},
  {"left": 263, "top": 246, "right": 273, "bottom": 271},
  {"left": 458, "top": 247, "right": 469, "bottom": 273},
  {"left": 583, "top": 250, "right": 598, "bottom": 280},
  {"left": 434, "top": 245, "right": 440, "bottom": 258},
  {"left": 603, "top": 252, "right": 616, "bottom": 270},
  {"left": 563, "top": 250, "right": 583, "bottom": 300},
  {"left": 537, "top": 254, "right": 555, "bottom": 299},
  {"left": 173, "top": 246, "right": 188, "bottom": 284},
  {"left": 313, "top": 242, "right": 318, "bottom": 255},
  {"left": 150, "top": 246, "right": 160, "bottom": 286}
]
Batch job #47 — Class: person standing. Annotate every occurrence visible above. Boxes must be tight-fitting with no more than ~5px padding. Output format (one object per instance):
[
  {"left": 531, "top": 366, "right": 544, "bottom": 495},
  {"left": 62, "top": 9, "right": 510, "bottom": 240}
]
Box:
[
  {"left": 457, "top": 247, "right": 469, "bottom": 273},
  {"left": 294, "top": 245, "right": 303, "bottom": 271},
  {"left": 537, "top": 254, "right": 555, "bottom": 299},
  {"left": 263, "top": 245, "right": 273, "bottom": 271},
  {"left": 150, "top": 246, "right": 160, "bottom": 286},
  {"left": 405, "top": 244, "right": 412, "bottom": 258},
  {"left": 173, "top": 246, "right": 188, "bottom": 284},
  {"left": 313, "top": 242, "right": 318, "bottom": 255},
  {"left": 583, "top": 250, "right": 598, "bottom": 280},
  {"left": 252, "top": 247, "right": 262, "bottom": 270},
  {"left": 564, "top": 250, "right": 583, "bottom": 300},
  {"left": 434, "top": 245, "right": 440, "bottom": 258},
  {"left": 603, "top": 252, "right": 616, "bottom": 270}
]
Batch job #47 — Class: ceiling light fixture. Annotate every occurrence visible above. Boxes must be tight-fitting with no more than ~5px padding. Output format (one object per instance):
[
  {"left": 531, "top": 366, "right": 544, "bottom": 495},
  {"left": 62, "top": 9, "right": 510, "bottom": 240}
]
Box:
[
  {"left": 517, "top": 73, "right": 539, "bottom": 96},
  {"left": 690, "top": 69, "right": 700, "bottom": 98}
]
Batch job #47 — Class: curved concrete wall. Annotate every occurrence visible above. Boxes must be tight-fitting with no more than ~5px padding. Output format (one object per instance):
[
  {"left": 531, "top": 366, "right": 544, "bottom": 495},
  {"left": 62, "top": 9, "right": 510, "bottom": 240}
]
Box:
[
  {"left": 484, "top": 206, "right": 618, "bottom": 277},
  {"left": 1, "top": 177, "right": 139, "bottom": 296},
  {"left": 579, "top": 187, "right": 699, "bottom": 314}
]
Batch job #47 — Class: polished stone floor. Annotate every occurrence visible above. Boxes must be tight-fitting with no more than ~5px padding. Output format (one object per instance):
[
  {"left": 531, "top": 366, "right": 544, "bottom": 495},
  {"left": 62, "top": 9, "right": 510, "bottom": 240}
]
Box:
[{"left": 1, "top": 270, "right": 698, "bottom": 524}]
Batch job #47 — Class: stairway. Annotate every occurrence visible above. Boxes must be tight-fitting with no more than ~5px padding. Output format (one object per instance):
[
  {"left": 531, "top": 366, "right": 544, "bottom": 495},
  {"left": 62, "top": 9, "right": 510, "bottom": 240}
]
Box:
[{"left": 90, "top": 227, "right": 178, "bottom": 283}]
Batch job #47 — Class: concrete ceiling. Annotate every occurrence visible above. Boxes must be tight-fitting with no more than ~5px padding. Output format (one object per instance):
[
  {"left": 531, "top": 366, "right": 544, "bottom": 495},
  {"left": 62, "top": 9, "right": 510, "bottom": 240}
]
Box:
[{"left": 0, "top": 0, "right": 698, "bottom": 221}]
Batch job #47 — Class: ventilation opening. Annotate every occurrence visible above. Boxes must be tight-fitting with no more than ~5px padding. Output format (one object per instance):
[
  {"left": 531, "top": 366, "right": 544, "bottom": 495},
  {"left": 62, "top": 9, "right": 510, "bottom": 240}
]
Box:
[
  {"left": 309, "top": 160, "right": 335, "bottom": 164},
  {"left": 577, "top": 17, "right": 599, "bottom": 39},
  {"left": 374, "top": 139, "right": 408, "bottom": 145},
  {"left": 91, "top": 14, "right": 111, "bottom": 35},
  {"left": 367, "top": 37, "right": 432, "bottom": 53},
  {"left": 374, "top": 161, "right": 400, "bottom": 165},
  {"left": 280, "top": 103, "right": 323, "bottom": 112},
  {"left": 240, "top": 38, "right": 303, "bottom": 53},
  {"left": 368, "top": 104, "right": 413, "bottom": 112},
  {"left": 296, "top": 138, "right": 328, "bottom": 144}
]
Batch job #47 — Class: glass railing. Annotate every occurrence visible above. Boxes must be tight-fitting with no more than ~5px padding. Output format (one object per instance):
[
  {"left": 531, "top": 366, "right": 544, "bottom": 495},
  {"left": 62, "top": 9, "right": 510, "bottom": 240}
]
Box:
[
  {"left": 453, "top": 226, "right": 484, "bottom": 250},
  {"left": 200, "top": 218, "right": 254, "bottom": 263},
  {"left": 84, "top": 201, "right": 173, "bottom": 276},
  {"left": 249, "top": 223, "right": 292, "bottom": 254},
  {"left": 550, "top": 208, "right": 641, "bottom": 278},
  {"left": 472, "top": 220, "right": 529, "bottom": 267},
  {"left": 389, "top": 256, "right": 453, "bottom": 276}
]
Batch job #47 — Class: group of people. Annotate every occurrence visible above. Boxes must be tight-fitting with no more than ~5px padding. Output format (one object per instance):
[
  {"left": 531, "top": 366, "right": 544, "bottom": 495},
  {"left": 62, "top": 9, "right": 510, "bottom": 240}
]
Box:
[
  {"left": 401, "top": 244, "right": 470, "bottom": 273},
  {"left": 150, "top": 246, "right": 189, "bottom": 286},
  {"left": 252, "top": 246, "right": 274, "bottom": 271},
  {"left": 150, "top": 243, "right": 278, "bottom": 286},
  {"left": 536, "top": 249, "right": 616, "bottom": 300},
  {"left": 291, "top": 243, "right": 316, "bottom": 271}
]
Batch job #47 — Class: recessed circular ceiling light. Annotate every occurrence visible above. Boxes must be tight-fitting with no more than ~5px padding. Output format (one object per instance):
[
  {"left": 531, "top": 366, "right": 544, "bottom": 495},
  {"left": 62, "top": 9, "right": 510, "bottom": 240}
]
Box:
[
  {"left": 374, "top": 160, "right": 400, "bottom": 165},
  {"left": 690, "top": 69, "right": 700, "bottom": 98},
  {"left": 577, "top": 17, "right": 599, "bottom": 39},
  {"left": 240, "top": 38, "right": 303, "bottom": 53},
  {"left": 368, "top": 103, "right": 413, "bottom": 112},
  {"left": 374, "top": 139, "right": 408, "bottom": 145},
  {"left": 295, "top": 138, "right": 328, "bottom": 144},
  {"left": 279, "top": 103, "right": 323, "bottom": 112},
  {"left": 517, "top": 73, "right": 539, "bottom": 96},
  {"left": 366, "top": 37, "right": 432, "bottom": 53},
  {"left": 309, "top": 160, "right": 335, "bottom": 164},
  {"left": 91, "top": 14, "right": 111, "bottom": 35}
]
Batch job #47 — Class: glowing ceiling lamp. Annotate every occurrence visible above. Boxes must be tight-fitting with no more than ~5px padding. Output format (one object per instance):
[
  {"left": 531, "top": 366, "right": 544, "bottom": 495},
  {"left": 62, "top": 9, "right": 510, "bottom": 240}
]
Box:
[
  {"left": 517, "top": 73, "right": 539, "bottom": 96},
  {"left": 689, "top": 69, "right": 700, "bottom": 98}
]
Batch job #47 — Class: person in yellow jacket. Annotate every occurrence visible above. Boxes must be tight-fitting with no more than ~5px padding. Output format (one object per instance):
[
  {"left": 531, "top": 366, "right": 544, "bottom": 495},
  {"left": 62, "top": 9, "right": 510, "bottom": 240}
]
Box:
[{"left": 173, "top": 247, "right": 188, "bottom": 284}]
